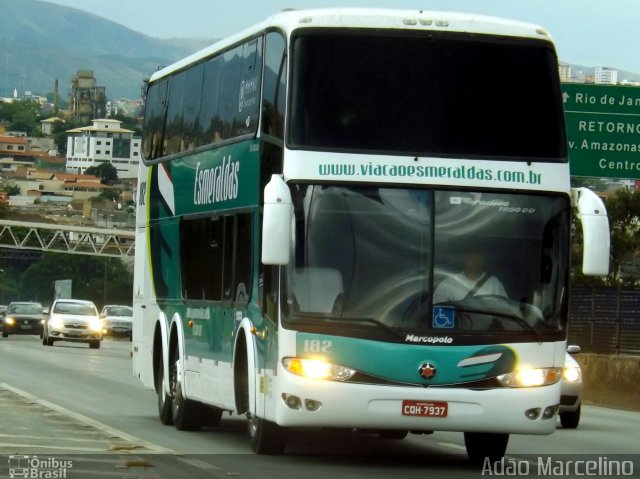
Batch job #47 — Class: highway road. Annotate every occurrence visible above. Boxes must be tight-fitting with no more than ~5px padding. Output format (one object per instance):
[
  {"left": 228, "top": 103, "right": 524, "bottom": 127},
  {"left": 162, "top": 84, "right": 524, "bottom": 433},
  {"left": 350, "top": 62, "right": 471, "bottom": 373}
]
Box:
[{"left": 0, "top": 335, "right": 638, "bottom": 478}]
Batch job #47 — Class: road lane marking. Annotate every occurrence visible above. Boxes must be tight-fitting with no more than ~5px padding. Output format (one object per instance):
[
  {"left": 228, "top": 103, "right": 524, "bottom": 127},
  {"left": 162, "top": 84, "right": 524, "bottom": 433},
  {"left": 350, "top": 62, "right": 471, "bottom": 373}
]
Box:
[
  {"left": 175, "top": 456, "right": 223, "bottom": 471},
  {"left": 0, "top": 443, "right": 107, "bottom": 452},
  {"left": 436, "top": 441, "right": 467, "bottom": 451},
  {"left": 0, "top": 382, "right": 173, "bottom": 454}
]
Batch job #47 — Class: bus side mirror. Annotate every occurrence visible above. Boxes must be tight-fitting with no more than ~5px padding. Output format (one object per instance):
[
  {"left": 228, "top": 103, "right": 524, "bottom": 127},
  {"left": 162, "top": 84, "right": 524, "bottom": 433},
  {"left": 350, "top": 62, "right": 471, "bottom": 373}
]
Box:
[
  {"left": 571, "top": 187, "right": 610, "bottom": 276},
  {"left": 262, "top": 175, "right": 292, "bottom": 265}
]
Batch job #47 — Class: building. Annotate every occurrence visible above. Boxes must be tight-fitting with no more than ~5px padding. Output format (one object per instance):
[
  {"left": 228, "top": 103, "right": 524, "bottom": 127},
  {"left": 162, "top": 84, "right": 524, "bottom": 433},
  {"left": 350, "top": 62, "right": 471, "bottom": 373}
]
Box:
[
  {"left": 69, "top": 70, "right": 107, "bottom": 124},
  {"left": 65, "top": 119, "right": 141, "bottom": 180},
  {"left": 558, "top": 64, "right": 572, "bottom": 82},
  {"left": 3, "top": 167, "right": 108, "bottom": 207},
  {"left": 0, "top": 135, "right": 28, "bottom": 157},
  {"left": 0, "top": 132, "right": 64, "bottom": 171},
  {"left": 594, "top": 66, "right": 618, "bottom": 85},
  {"left": 40, "top": 117, "right": 65, "bottom": 137}
]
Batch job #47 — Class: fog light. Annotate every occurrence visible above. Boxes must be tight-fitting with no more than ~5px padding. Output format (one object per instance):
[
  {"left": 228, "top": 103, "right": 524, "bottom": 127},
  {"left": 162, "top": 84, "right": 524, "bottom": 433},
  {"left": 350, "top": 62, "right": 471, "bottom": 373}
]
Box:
[
  {"left": 542, "top": 405, "right": 558, "bottom": 419},
  {"left": 525, "top": 408, "right": 541, "bottom": 420},
  {"left": 282, "top": 393, "right": 301, "bottom": 410},
  {"left": 304, "top": 399, "right": 322, "bottom": 412}
]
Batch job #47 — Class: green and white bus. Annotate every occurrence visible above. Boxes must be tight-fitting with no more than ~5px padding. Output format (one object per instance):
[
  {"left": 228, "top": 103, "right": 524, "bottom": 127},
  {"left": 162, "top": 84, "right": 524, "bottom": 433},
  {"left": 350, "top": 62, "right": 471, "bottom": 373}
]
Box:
[{"left": 133, "top": 8, "right": 610, "bottom": 460}]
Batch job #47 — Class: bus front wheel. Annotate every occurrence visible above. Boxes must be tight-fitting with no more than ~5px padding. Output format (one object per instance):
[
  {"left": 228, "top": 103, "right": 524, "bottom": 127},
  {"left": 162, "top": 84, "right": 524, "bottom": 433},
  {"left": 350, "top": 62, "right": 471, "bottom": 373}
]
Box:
[
  {"left": 171, "top": 347, "right": 203, "bottom": 430},
  {"left": 464, "top": 432, "right": 509, "bottom": 463},
  {"left": 248, "top": 415, "right": 288, "bottom": 454}
]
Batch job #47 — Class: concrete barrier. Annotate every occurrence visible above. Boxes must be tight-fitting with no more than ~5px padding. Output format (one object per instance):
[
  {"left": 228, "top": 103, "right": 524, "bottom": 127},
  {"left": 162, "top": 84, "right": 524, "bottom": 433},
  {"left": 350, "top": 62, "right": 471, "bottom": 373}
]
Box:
[{"left": 574, "top": 353, "right": 640, "bottom": 411}]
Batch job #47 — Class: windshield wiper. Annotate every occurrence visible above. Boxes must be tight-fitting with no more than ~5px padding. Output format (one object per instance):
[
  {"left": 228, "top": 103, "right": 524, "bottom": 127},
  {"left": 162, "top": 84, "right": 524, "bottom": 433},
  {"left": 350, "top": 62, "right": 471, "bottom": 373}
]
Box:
[
  {"left": 320, "top": 315, "right": 404, "bottom": 339},
  {"left": 445, "top": 303, "right": 541, "bottom": 339}
]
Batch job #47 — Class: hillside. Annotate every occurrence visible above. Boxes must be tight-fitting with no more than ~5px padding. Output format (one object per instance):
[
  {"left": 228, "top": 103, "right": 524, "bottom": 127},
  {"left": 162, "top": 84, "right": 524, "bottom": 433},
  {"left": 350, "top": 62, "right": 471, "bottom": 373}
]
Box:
[
  {"left": 2, "top": 1, "right": 638, "bottom": 102},
  {"left": 0, "top": 0, "right": 215, "bottom": 99}
]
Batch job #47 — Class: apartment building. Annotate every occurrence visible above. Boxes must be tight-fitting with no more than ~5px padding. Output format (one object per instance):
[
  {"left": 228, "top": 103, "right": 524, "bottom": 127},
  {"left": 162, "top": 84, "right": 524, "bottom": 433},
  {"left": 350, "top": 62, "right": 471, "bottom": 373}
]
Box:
[
  {"left": 594, "top": 65, "right": 618, "bottom": 85},
  {"left": 66, "top": 119, "right": 141, "bottom": 180}
]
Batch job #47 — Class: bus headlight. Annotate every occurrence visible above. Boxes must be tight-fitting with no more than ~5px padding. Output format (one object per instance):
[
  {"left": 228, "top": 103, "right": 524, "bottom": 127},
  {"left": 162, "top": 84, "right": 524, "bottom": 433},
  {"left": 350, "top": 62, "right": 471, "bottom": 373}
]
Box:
[
  {"left": 283, "top": 357, "right": 356, "bottom": 381},
  {"left": 497, "top": 367, "right": 562, "bottom": 387},
  {"left": 563, "top": 366, "right": 581, "bottom": 383}
]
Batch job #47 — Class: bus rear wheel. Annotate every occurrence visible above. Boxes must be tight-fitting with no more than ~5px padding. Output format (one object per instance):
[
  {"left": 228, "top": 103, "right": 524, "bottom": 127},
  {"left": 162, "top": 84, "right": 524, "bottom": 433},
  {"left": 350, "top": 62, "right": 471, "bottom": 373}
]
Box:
[
  {"left": 156, "top": 354, "right": 173, "bottom": 425},
  {"left": 464, "top": 432, "right": 509, "bottom": 463},
  {"left": 248, "top": 414, "right": 289, "bottom": 454}
]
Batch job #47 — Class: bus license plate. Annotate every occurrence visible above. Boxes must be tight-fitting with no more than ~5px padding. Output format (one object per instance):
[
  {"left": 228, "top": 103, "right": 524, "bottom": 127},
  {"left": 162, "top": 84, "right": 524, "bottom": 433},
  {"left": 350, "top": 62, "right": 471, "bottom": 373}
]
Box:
[{"left": 402, "top": 400, "right": 448, "bottom": 417}]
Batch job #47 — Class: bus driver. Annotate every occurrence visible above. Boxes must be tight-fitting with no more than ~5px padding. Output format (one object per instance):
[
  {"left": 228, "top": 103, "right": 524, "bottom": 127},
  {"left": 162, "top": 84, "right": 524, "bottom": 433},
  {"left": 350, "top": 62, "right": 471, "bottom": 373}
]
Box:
[{"left": 433, "top": 250, "right": 507, "bottom": 304}]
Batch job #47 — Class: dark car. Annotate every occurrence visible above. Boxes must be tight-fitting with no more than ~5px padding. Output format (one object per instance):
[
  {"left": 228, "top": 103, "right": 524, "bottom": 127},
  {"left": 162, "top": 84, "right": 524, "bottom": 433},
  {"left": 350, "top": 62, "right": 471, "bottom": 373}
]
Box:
[{"left": 2, "top": 301, "right": 45, "bottom": 338}]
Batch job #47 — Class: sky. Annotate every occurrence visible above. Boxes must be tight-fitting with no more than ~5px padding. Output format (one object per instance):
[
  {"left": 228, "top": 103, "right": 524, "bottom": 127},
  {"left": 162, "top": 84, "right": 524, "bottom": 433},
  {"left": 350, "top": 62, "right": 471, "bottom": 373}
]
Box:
[{"left": 42, "top": 0, "right": 640, "bottom": 75}]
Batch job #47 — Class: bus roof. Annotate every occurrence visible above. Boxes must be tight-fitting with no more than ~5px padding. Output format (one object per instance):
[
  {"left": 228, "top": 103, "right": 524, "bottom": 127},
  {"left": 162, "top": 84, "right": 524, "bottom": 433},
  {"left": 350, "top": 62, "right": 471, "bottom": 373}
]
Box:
[{"left": 148, "top": 8, "right": 553, "bottom": 83}]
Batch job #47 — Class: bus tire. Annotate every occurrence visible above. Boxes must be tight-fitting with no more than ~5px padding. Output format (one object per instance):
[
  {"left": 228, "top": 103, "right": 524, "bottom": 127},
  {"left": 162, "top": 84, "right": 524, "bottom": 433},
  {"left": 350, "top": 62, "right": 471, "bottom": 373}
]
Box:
[
  {"left": 248, "top": 415, "right": 288, "bottom": 454},
  {"left": 171, "top": 346, "right": 202, "bottom": 431},
  {"left": 156, "top": 354, "right": 173, "bottom": 425},
  {"left": 464, "top": 432, "right": 509, "bottom": 463},
  {"left": 379, "top": 430, "right": 408, "bottom": 439},
  {"left": 560, "top": 404, "right": 581, "bottom": 429},
  {"left": 202, "top": 405, "right": 224, "bottom": 427}
]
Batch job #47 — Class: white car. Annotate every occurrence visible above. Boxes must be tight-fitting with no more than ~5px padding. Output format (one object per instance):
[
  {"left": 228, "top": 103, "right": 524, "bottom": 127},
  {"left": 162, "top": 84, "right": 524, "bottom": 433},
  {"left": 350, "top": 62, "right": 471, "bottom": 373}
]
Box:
[
  {"left": 43, "top": 299, "right": 102, "bottom": 349},
  {"left": 100, "top": 305, "right": 133, "bottom": 340},
  {"left": 559, "top": 345, "right": 582, "bottom": 428}
]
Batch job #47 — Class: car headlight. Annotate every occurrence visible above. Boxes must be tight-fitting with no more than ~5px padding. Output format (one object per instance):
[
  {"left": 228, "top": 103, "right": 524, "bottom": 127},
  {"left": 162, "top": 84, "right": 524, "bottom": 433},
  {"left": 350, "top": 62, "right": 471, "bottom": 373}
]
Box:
[
  {"left": 283, "top": 357, "right": 356, "bottom": 381},
  {"left": 497, "top": 367, "right": 562, "bottom": 388},
  {"left": 4, "top": 317, "right": 15, "bottom": 325},
  {"left": 49, "top": 317, "right": 64, "bottom": 329},
  {"left": 563, "top": 366, "right": 581, "bottom": 383},
  {"left": 89, "top": 318, "right": 103, "bottom": 332}
]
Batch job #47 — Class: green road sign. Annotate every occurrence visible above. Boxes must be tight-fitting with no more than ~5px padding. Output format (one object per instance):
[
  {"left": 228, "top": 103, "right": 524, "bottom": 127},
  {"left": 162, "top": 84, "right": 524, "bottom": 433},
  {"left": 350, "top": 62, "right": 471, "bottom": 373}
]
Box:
[{"left": 562, "top": 83, "right": 640, "bottom": 179}]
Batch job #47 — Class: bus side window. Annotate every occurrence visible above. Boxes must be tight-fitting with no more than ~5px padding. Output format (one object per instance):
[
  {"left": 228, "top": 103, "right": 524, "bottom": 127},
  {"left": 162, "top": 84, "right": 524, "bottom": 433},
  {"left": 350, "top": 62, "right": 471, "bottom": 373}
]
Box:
[
  {"left": 234, "top": 37, "right": 262, "bottom": 137},
  {"left": 182, "top": 63, "right": 204, "bottom": 151},
  {"left": 142, "top": 79, "right": 168, "bottom": 161},
  {"left": 165, "top": 71, "right": 187, "bottom": 156},
  {"left": 262, "top": 31, "right": 286, "bottom": 140}
]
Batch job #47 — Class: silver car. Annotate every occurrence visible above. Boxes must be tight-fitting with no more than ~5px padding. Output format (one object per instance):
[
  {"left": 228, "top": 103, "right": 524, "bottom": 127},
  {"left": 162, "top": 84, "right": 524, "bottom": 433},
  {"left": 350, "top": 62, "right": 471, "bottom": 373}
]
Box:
[
  {"left": 559, "top": 345, "right": 582, "bottom": 428},
  {"left": 100, "top": 305, "right": 133, "bottom": 340},
  {"left": 43, "top": 299, "right": 102, "bottom": 349}
]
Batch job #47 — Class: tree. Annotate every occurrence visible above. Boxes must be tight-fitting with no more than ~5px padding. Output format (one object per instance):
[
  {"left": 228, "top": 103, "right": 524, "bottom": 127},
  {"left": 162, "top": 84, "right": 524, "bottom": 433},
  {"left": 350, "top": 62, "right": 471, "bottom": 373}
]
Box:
[
  {"left": 605, "top": 187, "right": 640, "bottom": 285},
  {"left": 2, "top": 182, "right": 21, "bottom": 196},
  {"left": 0, "top": 99, "right": 42, "bottom": 135},
  {"left": 571, "top": 187, "right": 640, "bottom": 287},
  {"left": 112, "top": 113, "right": 142, "bottom": 136},
  {"left": 18, "top": 253, "right": 133, "bottom": 308},
  {"left": 85, "top": 163, "right": 119, "bottom": 185}
]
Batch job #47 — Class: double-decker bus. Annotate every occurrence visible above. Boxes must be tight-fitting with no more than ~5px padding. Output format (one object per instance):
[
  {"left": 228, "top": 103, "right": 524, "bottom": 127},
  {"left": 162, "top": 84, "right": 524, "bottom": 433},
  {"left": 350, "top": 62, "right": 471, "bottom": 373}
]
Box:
[{"left": 133, "top": 8, "right": 610, "bottom": 460}]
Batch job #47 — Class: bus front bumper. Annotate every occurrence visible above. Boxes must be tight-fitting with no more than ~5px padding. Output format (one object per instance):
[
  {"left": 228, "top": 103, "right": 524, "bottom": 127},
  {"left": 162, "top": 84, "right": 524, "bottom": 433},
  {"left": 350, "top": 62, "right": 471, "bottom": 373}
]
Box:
[{"left": 272, "top": 371, "right": 561, "bottom": 435}]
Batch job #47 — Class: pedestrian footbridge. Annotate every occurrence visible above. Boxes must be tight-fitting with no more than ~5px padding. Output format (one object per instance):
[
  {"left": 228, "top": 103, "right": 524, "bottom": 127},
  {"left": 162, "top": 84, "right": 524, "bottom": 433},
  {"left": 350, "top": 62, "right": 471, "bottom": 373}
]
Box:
[{"left": 0, "top": 220, "right": 134, "bottom": 259}]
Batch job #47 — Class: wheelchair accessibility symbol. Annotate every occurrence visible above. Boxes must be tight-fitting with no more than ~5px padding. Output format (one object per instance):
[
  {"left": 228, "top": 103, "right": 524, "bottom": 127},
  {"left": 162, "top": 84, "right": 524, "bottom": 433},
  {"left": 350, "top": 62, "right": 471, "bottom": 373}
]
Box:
[{"left": 432, "top": 306, "right": 455, "bottom": 329}]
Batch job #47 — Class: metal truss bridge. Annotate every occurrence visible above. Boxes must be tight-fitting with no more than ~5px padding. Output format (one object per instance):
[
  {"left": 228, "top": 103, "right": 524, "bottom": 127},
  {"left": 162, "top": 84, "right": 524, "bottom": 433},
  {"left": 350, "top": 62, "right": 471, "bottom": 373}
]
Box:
[{"left": 0, "top": 219, "right": 135, "bottom": 260}]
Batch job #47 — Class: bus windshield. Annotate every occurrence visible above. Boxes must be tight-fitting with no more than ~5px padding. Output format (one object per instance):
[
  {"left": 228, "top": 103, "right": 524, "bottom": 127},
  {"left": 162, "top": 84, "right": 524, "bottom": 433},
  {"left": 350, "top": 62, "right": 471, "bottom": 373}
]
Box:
[
  {"left": 284, "top": 185, "right": 569, "bottom": 341},
  {"left": 289, "top": 30, "right": 566, "bottom": 160}
]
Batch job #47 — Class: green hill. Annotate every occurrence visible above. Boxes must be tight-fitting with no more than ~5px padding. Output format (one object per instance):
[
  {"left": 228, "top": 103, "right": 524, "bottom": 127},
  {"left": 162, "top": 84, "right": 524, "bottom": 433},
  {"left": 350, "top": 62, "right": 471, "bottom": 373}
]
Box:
[{"left": 0, "top": 0, "right": 215, "bottom": 99}]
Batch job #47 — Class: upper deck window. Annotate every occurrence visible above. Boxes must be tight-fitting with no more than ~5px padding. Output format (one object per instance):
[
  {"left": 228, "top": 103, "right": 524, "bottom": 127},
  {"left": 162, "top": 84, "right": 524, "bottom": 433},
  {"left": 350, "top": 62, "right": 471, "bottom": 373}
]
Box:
[{"left": 289, "top": 30, "right": 566, "bottom": 161}]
